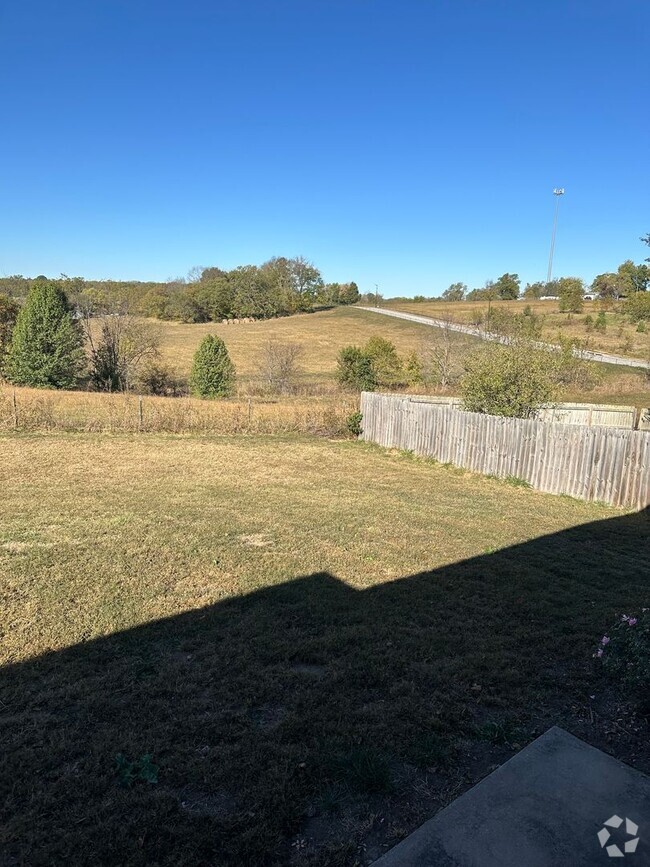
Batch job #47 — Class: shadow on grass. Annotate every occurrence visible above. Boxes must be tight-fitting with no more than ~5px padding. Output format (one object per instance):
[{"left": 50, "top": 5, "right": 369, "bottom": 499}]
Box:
[{"left": 1, "top": 508, "right": 648, "bottom": 865}]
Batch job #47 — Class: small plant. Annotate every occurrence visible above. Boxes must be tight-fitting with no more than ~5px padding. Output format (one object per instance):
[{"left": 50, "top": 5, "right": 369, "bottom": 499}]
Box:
[
  {"left": 335, "top": 746, "right": 392, "bottom": 794},
  {"left": 475, "top": 717, "right": 520, "bottom": 746},
  {"left": 637, "top": 320, "right": 647, "bottom": 333},
  {"left": 594, "top": 611, "right": 650, "bottom": 710},
  {"left": 584, "top": 314, "right": 594, "bottom": 332},
  {"left": 593, "top": 310, "right": 607, "bottom": 333},
  {"left": 115, "top": 753, "right": 159, "bottom": 787},
  {"left": 504, "top": 475, "right": 531, "bottom": 488},
  {"left": 345, "top": 410, "right": 363, "bottom": 437}
]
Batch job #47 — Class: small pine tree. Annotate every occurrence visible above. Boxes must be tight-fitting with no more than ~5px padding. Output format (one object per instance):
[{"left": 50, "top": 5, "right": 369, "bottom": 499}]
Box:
[
  {"left": 5, "top": 280, "right": 84, "bottom": 388},
  {"left": 190, "top": 335, "right": 235, "bottom": 398}
]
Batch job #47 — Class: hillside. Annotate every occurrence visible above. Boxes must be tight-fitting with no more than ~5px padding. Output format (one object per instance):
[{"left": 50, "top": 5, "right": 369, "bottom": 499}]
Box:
[{"left": 384, "top": 298, "right": 650, "bottom": 362}]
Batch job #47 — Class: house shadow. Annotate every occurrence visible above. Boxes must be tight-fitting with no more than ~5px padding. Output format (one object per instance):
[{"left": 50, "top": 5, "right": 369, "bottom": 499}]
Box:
[{"left": 1, "top": 508, "right": 648, "bottom": 866}]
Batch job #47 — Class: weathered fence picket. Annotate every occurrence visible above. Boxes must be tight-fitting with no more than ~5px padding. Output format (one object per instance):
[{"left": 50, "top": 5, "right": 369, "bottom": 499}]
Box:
[{"left": 360, "top": 392, "right": 650, "bottom": 510}]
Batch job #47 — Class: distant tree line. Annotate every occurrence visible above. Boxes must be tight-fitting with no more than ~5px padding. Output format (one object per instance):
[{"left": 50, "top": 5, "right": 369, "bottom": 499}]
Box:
[
  {"left": 0, "top": 256, "right": 359, "bottom": 322},
  {"left": 398, "top": 234, "right": 650, "bottom": 313}
]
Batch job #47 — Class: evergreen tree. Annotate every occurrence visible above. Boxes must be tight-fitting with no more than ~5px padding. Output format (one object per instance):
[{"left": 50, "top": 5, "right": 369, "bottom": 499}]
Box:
[
  {"left": 5, "top": 280, "right": 84, "bottom": 388},
  {"left": 189, "top": 335, "right": 235, "bottom": 398}
]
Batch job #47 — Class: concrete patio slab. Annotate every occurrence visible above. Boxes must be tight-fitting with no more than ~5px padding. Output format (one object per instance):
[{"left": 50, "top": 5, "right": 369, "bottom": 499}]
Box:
[{"left": 373, "top": 726, "right": 650, "bottom": 866}]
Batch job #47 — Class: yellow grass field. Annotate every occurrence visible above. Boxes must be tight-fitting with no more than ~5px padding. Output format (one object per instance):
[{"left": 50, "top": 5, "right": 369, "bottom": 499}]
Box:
[
  {"left": 384, "top": 298, "right": 650, "bottom": 361},
  {"left": 153, "top": 305, "right": 472, "bottom": 381}
]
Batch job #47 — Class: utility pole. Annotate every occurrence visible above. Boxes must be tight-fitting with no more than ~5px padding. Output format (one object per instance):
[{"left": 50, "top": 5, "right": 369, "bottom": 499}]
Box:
[
  {"left": 546, "top": 188, "right": 565, "bottom": 285},
  {"left": 374, "top": 283, "right": 380, "bottom": 307}
]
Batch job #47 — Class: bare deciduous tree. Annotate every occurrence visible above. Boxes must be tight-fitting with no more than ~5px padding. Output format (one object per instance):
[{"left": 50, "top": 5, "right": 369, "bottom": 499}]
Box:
[
  {"left": 257, "top": 340, "right": 304, "bottom": 394},
  {"left": 82, "top": 306, "right": 161, "bottom": 392},
  {"left": 419, "top": 316, "right": 463, "bottom": 388}
]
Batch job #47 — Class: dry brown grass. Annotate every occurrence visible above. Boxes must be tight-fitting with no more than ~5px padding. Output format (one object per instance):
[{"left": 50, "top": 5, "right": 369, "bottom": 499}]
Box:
[
  {"left": 0, "top": 386, "right": 357, "bottom": 435},
  {"left": 1, "top": 432, "right": 648, "bottom": 864},
  {"left": 384, "top": 298, "right": 650, "bottom": 360},
  {"left": 154, "top": 306, "right": 466, "bottom": 380}
]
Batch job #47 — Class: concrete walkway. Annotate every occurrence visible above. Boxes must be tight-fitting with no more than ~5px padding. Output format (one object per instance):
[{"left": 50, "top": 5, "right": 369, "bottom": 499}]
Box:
[
  {"left": 373, "top": 727, "right": 650, "bottom": 866},
  {"left": 358, "top": 306, "right": 650, "bottom": 370}
]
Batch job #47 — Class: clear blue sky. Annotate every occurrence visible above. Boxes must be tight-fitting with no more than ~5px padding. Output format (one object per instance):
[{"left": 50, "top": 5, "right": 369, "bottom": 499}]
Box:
[{"left": 1, "top": 0, "right": 648, "bottom": 295}]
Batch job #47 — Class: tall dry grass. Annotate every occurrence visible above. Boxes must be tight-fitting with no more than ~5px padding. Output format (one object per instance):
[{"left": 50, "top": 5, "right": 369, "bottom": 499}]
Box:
[{"left": 0, "top": 386, "right": 358, "bottom": 436}]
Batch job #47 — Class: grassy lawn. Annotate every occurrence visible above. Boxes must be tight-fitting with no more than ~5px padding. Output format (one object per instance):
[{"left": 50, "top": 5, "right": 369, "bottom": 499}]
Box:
[{"left": 1, "top": 433, "right": 648, "bottom": 865}]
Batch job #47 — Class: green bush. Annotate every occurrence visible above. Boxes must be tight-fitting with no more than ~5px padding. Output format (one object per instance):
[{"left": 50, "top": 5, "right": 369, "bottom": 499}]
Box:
[
  {"left": 460, "top": 343, "right": 559, "bottom": 418},
  {"left": 345, "top": 411, "right": 363, "bottom": 437},
  {"left": 336, "top": 346, "right": 378, "bottom": 392},
  {"left": 593, "top": 310, "right": 607, "bottom": 333},
  {"left": 4, "top": 280, "right": 84, "bottom": 388},
  {"left": 189, "top": 335, "right": 235, "bottom": 398},
  {"left": 624, "top": 292, "right": 650, "bottom": 323}
]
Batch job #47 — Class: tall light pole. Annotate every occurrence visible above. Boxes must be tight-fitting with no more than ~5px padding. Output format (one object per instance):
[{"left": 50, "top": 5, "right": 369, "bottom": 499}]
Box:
[{"left": 546, "top": 188, "right": 565, "bottom": 285}]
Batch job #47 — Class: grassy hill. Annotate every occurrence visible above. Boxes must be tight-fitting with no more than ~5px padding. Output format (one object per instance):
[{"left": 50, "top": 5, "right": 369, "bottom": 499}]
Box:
[
  {"left": 383, "top": 298, "right": 650, "bottom": 361},
  {"left": 154, "top": 305, "right": 479, "bottom": 383}
]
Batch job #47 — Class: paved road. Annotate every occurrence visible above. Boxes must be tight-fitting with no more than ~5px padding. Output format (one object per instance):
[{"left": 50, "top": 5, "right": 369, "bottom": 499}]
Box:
[{"left": 357, "top": 306, "right": 650, "bottom": 370}]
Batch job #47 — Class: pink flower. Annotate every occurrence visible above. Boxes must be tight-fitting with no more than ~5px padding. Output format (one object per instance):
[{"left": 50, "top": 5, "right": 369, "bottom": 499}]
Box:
[
  {"left": 601, "top": 636, "right": 610, "bottom": 645},
  {"left": 595, "top": 648, "right": 604, "bottom": 658},
  {"left": 628, "top": 618, "right": 638, "bottom": 627}
]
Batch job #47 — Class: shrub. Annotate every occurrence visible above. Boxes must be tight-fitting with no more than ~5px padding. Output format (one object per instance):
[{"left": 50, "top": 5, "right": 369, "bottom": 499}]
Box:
[
  {"left": 593, "top": 310, "right": 607, "bottom": 333},
  {"left": 363, "top": 335, "right": 404, "bottom": 386},
  {"left": 189, "top": 335, "right": 235, "bottom": 398},
  {"left": 5, "top": 280, "right": 84, "bottom": 388},
  {"left": 345, "top": 410, "right": 363, "bottom": 437},
  {"left": 336, "top": 346, "right": 378, "bottom": 392},
  {"left": 624, "top": 292, "right": 650, "bottom": 323},
  {"left": 87, "top": 315, "right": 160, "bottom": 392},
  {"left": 595, "top": 610, "right": 650, "bottom": 712},
  {"left": 460, "top": 343, "right": 559, "bottom": 418},
  {"left": 137, "top": 361, "right": 187, "bottom": 396},
  {"left": 557, "top": 277, "right": 585, "bottom": 313},
  {"left": 256, "top": 340, "right": 303, "bottom": 394},
  {"left": 637, "top": 320, "right": 647, "bottom": 333}
]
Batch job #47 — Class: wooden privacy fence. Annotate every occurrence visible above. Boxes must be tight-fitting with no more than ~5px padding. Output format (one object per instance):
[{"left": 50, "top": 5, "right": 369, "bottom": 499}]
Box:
[
  {"left": 360, "top": 392, "right": 650, "bottom": 509},
  {"left": 405, "top": 395, "right": 650, "bottom": 431}
]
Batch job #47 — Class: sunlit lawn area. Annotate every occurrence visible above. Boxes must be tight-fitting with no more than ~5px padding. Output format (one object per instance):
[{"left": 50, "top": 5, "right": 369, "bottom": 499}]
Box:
[{"left": 1, "top": 433, "right": 648, "bottom": 865}]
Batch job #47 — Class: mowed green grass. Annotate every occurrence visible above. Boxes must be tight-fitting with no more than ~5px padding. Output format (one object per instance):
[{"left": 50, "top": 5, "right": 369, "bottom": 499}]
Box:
[{"left": 1, "top": 434, "right": 648, "bottom": 865}]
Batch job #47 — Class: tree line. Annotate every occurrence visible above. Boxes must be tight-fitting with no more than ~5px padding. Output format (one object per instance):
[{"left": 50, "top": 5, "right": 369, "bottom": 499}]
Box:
[
  {"left": 0, "top": 256, "right": 359, "bottom": 323},
  {"left": 397, "top": 234, "right": 650, "bottom": 311}
]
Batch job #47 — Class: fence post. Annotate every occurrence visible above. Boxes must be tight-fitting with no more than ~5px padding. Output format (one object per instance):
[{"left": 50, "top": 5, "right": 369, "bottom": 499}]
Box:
[
  {"left": 248, "top": 398, "right": 252, "bottom": 430},
  {"left": 12, "top": 389, "right": 18, "bottom": 431},
  {"left": 138, "top": 396, "right": 144, "bottom": 431}
]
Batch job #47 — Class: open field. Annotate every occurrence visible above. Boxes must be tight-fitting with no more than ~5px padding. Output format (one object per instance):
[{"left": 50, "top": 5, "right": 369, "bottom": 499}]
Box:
[
  {"left": 384, "top": 298, "right": 650, "bottom": 361},
  {"left": 149, "top": 305, "right": 650, "bottom": 405},
  {"left": 1, "top": 433, "right": 648, "bottom": 865},
  {"left": 153, "top": 306, "right": 480, "bottom": 385}
]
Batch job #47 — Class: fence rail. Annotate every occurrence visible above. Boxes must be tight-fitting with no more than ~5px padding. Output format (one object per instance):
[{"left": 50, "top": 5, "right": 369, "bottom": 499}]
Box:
[
  {"left": 360, "top": 392, "right": 650, "bottom": 509},
  {"left": 403, "top": 395, "right": 649, "bottom": 431}
]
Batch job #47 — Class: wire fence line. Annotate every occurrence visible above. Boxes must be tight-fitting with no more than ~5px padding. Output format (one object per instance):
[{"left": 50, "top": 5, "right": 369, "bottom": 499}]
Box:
[
  {"left": 357, "top": 306, "right": 650, "bottom": 370},
  {"left": 360, "top": 392, "right": 650, "bottom": 509}
]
